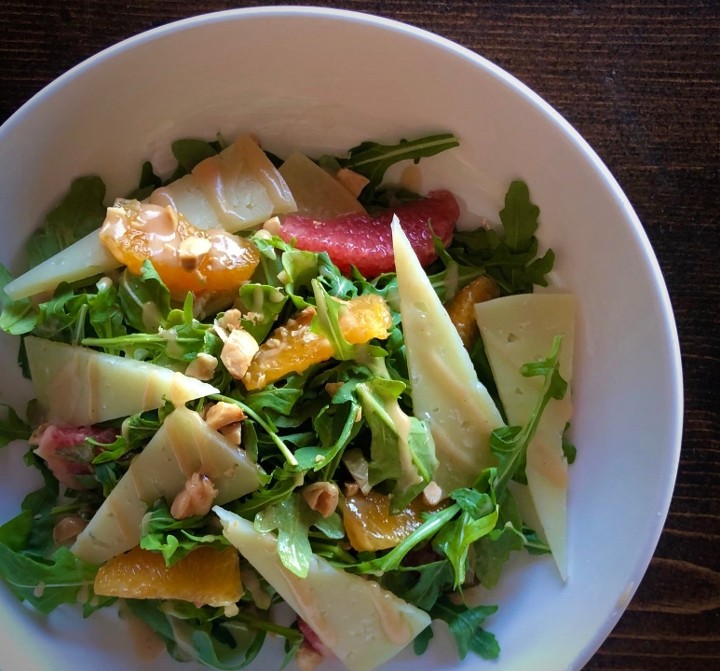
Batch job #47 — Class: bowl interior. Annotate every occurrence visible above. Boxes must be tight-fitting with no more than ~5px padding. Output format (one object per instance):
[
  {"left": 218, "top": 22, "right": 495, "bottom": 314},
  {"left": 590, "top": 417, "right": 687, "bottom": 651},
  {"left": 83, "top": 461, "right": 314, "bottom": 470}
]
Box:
[{"left": 0, "top": 7, "right": 682, "bottom": 671}]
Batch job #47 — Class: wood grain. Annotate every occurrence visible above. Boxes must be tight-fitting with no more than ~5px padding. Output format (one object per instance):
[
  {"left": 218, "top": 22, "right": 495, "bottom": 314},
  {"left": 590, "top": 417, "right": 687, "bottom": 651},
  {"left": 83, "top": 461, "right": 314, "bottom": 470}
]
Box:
[{"left": 0, "top": 1, "right": 718, "bottom": 669}]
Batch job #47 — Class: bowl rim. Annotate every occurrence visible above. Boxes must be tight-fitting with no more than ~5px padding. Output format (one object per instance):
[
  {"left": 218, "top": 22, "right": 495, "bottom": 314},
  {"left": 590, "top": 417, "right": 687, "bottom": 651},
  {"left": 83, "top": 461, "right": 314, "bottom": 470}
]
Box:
[{"left": 0, "top": 6, "right": 684, "bottom": 671}]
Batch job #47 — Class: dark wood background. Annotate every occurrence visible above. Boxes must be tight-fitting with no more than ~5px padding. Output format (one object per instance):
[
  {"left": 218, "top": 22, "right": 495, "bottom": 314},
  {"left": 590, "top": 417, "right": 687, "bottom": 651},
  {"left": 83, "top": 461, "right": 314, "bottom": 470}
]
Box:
[{"left": 0, "top": 1, "right": 718, "bottom": 669}]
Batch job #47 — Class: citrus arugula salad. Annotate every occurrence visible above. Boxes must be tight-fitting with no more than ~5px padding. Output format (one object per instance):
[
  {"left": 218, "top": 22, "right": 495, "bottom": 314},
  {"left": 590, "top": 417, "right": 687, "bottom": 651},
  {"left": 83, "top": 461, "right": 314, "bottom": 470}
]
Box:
[{"left": 0, "top": 132, "right": 576, "bottom": 671}]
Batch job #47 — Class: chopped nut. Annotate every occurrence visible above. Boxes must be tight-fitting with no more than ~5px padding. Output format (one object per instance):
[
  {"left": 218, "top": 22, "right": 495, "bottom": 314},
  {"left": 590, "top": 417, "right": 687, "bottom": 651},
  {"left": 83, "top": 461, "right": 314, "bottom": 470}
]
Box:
[
  {"left": 221, "top": 328, "right": 260, "bottom": 379},
  {"left": 185, "top": 353, "right": 218, "bottom": 381},
  {"left": 262, "top": 216, "right": 282, "bottom": 235},
  {"left": 302, "top": 482, "right": 340, "bottom": 518},
  {"left": 53, "top": 515, "right": 87, "bottom": 545},
  {"left": 335, "top": 168, "right": 370, "bottom": 198},
  {"left": 205, "top": 401, "right": 246, "bottom": 431},
  {"left": 423, "top": 481, "right": 443, "bottom": 506},
  {"left": 218, "top": 308, "right": 243, "bottom": 332},
  {"left": 220, "top": 422, "right": 243, "bottom": 445},
  {"left": 178, "top": 236, "right": 213, "bottom": 271},
  {"left": 171, "top": 472, "right": 218, "bottom": 519}
]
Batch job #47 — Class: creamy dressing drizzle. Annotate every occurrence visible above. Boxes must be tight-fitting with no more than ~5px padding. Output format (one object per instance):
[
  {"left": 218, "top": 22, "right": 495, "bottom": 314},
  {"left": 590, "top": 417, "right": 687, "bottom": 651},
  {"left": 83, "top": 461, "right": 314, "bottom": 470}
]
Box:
[
  {"left": 279, "top": 567, "right": 339, "bottom": 648},
  {"left": 383, "top": 399, "right": 422, "bottom": 488},
  {"left": 365, "top": 580, "right": 414, "bottom": 646}
]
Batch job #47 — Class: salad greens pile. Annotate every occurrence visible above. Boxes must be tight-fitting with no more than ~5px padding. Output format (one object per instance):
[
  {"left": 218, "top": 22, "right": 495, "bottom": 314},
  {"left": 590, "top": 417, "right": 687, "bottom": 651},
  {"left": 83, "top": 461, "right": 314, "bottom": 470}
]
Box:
[{"left": 0, "top": 133, "right": 564, "bottom": 670}]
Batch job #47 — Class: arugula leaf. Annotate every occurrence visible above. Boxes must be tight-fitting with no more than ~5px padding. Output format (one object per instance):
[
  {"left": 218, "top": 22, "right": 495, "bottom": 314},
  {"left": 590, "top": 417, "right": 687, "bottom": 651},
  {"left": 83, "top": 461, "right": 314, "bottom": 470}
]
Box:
[
  {"left": 125, "top": 160, "right": 162, "bottom": 201},
  {"left": 0, "top": 403, "right": 31, "bottom": 448},
  {"left": 117, "top": 261, "right": 171, "bottom": 333},
  {"left": 125, "top": 599, "right": 295, "bottom": 671},
  {"left": 492, "top": 335, "right": 567, "bottom": 495},
  {"left": 432, "top": 485, "right": 499, "bottom": 588},
  {"left": 358, "top": 377, "right": 437, "bottom": 511},
  {"left": 25, "top": 176, "right": 106, "bottom": 268},
  {"left": 171, "top": 138, "right": 222, "bottom": 173},
  {"left": 87, "top": 277, "right": 127, "bottom": 341},
  {"left": 342, "top": 133, "right": 460, "bottom": 195},
  {"left": 311, "top": 279, "right": 356, "bottom": 360},
  {"left": 254, "top": 494, "right": 313, "bottom": 578},
  {"left": 447, "top": 180, "right": 554, "bottom": 294},
  {"left": 473, "top": 523, "right": 525, "bottom": 588},
  {"left": 499, "top": 180, "right": 541, "bottom": 252},
  {"left": 429, "top": 597, "right": 499, "bottom": 660},
  {"left": 139, "top": 500, "right": 228, "bottom": 565},
  {"left": 0, "top": 535, "right": 98, "bottom": 614},
  {"left": 382, "top": 560, "right": 455, "bottom": 612},
  {"left": 236, "top": 284, "right": 288, "bottom": 342}
]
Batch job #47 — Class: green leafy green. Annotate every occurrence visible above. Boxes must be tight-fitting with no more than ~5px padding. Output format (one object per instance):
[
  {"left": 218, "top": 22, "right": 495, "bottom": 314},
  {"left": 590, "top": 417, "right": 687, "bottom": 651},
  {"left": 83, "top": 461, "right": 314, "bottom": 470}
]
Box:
[
  {"left": 448, "top": 180, "right": 554, "bottom": 294},
  {"left": 358, "top": 376, "right": 437, "bottom": 511},
  {"left": 0, "top": 403, "right": 31, "bottom": 448},
  {"left": 0, "top": 132, "right": 573, "bottom": 671},
  {"left": 117, "top": 261, "right": 171, "bottom": 333},
  {"left": 492, "top": 335, "right": 567, "bottom": 495},
  {"left": 342, "top": 133, "right": 460, "bottom": 195},
  {"left": 139, "top": 499, "right": 228, "bottom": 565},
  {"left": 25, "top": 176, "right": 106, "bottom": 268}
]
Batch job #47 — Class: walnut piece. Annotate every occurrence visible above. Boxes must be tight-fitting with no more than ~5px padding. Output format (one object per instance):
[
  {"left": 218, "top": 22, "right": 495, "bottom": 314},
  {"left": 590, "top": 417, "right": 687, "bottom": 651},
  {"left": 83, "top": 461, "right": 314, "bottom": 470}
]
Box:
[
  {"left": 302, "top": 482, "right": 340, "bottom": 518},
  {"left": 171, "top": 472, "right": 219, "bottom": 520}
]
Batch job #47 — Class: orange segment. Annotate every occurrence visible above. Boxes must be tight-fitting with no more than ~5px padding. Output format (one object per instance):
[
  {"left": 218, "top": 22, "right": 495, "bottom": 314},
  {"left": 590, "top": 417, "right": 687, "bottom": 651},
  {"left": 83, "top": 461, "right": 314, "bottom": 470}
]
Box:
[
  {"left": 93, "top": 545, "right": 242, "bottom": 607},
  {"left": 340, "top": 490, "right": 426, "bottom": 552},
  {"left": 99, "top": 199, "right": 260, "bottom": 297},
  {"left": 446, "top": 276, "right": 499, "bottom": 349},
  {"left": 243, "top": 293, "right": 392, "bottom": 390}
]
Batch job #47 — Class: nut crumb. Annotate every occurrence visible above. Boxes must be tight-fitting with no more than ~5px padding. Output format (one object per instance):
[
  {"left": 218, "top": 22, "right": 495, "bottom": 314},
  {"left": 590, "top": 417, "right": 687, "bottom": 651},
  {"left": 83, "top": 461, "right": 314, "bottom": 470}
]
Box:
[
  {"left": 205, "top": 401, "right": 246, "bottom": 431},
  {"left": 221, "top": 328, "right": 260, "bottom": 379},
  {"left": 185, "top": 353, "right": 218, "bottom": 381}
]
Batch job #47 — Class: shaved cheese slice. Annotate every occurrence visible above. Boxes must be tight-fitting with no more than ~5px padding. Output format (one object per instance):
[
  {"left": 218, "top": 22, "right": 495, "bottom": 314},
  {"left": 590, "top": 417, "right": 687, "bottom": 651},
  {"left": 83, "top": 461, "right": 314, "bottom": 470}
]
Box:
[
  {"left": 72, "top": 407, "right": 261, "bottom": 564},
  {"left": 149, "top": 173, "right": 223, "bottom": 230},
  {"left": 192, "top": 134, "right": 296, "bottom": 231},
  {"left": 475, "top": 293, "right": 576, "bottom": 579},
  {"left": 3, "top": 230, "right": 120, "bottom": 301},
  {"left": 215, "top": 507, "right": 430, "bottom": 671},
  {"left": 279, "top": 151, "right": 366, "bottom": 219},
  {"left": 391, "top": 218, "right": 504, "bottom": 497},
  {"left": 25, "top": 336, "right": 218, "bottom": 426}
]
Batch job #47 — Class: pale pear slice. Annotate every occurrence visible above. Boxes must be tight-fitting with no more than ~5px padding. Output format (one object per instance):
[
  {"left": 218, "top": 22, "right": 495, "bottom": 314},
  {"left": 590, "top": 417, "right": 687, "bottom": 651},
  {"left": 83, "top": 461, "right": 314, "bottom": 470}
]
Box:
[
  {"left": 72, "top": 407, "right": 261, "bottom": 564},
  {"left": 474, "top": 293, "right": 576, "bottom": 580},
  {"left": 3, "top": 230, "right": 121, "bottom": 301},
  {"left": 215, "top": 507, "right": 430, "bottom": 671},
  {"left": 192, "top": 134, "right": 296, "bottom": 231},
  {"left": 279, "top": 151, "right": 366, "bottom": 219},
  {"left": 391, "top": 218, "right": 504, "bottom": 497},
  {"left": 25, "top": 336, "right": 218, "bottom": 426}
]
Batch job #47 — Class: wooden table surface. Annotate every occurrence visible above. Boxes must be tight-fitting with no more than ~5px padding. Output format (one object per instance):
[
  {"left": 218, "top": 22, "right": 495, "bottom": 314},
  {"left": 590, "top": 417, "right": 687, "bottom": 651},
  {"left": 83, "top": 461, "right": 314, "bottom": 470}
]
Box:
[{"left": 1, "top": 1, "right": 718, "bottom": 669}]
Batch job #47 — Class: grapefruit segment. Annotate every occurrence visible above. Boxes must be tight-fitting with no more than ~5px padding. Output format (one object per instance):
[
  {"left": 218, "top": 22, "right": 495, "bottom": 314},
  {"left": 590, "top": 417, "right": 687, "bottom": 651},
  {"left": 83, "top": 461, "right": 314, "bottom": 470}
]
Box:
[{"left": 278, "top": 190, "right": 460, "bottom": 277}]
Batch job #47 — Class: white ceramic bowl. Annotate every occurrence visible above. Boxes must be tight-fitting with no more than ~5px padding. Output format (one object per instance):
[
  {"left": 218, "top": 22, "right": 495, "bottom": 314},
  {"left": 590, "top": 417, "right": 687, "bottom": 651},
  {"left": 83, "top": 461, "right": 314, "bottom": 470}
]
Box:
[{"left": 0, "top": 7, "right": 682, "bottom": 671}]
